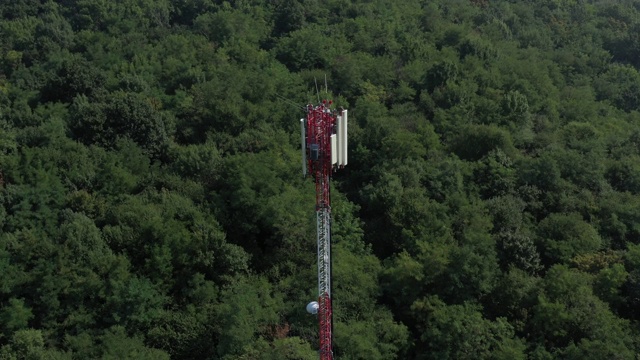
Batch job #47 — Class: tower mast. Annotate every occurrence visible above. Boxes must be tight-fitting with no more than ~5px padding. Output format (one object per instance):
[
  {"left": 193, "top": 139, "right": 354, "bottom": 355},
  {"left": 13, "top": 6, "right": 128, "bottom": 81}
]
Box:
[{"left": 303, "top": 100, "right": 348, "bottom": 360}]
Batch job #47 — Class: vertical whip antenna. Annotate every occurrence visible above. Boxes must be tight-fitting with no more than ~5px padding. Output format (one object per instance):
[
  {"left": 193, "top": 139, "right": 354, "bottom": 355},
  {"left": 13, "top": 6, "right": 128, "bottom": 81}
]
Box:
[
  {"left": 324, "top": 74, "right": 328, "bottom": 94},
  {"left": 315, "top": 78, "right": 321, "bottom": 104}
]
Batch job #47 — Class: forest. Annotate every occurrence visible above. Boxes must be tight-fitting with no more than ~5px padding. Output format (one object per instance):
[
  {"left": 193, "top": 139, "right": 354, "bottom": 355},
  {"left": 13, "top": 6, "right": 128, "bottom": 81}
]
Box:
[{"left": 1, "top": 0, "right": 640, "bottom": 358}]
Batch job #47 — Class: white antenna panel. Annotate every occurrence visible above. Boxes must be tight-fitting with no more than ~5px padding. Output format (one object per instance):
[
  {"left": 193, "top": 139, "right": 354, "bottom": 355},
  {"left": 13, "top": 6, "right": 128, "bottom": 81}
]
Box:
[
  {"left": 337, "top": 110, "right": 348, "bottom": 166},
  {"left": 341, "top": 110, "right": 348, "bottom": 166},
  {"left": 336, "top": 115, "right": 343, "bottom": 166},
  {"left": 301, "top": 118, "right": 306, "bottom": 176},
  {"left": 331, "top": 134, "right": 337, "bottom": 165}
]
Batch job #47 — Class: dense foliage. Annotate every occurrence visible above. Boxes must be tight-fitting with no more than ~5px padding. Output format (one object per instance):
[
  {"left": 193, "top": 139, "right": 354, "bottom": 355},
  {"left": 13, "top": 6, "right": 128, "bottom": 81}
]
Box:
[{"left": 2, "top": 0, "right": 640, "bottom": 358}]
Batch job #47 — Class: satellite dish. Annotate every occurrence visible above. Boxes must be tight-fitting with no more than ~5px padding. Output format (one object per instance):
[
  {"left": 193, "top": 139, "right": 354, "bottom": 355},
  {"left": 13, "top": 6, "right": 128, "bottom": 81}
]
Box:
[{"left": 306, "top": 301, "right": 319, "bottom": 315}]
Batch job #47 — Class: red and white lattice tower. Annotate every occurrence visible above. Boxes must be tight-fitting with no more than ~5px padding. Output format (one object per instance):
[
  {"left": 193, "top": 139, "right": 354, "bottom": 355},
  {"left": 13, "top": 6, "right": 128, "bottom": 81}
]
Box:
[{"left": 302, "top": 100, "right": 347, "bottom": 360}]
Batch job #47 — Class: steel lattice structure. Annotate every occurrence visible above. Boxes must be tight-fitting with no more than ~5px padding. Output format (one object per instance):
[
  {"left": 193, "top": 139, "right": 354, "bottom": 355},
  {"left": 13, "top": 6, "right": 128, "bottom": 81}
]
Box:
[{"left": 301, "top": 100, "right": 347, "bottom": 360}]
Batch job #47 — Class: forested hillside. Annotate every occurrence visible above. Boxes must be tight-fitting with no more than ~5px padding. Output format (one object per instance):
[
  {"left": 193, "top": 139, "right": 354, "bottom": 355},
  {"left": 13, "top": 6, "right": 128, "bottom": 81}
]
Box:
[{"left": 1, "top": 0, "right": 640, "bottom": 358}]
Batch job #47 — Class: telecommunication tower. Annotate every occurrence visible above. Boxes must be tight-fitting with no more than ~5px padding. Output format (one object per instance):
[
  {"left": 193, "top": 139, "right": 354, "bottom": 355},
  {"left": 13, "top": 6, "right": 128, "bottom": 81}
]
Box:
[{"left": 302, "top": 100, "right": 348, "bottom": 360}]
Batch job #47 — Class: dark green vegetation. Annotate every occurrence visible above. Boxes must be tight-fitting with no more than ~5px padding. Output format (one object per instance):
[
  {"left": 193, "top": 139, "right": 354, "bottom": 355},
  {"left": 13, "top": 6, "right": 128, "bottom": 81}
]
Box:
[{"left": 1, "top": 0, "right": 640, "bottom": 358}]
